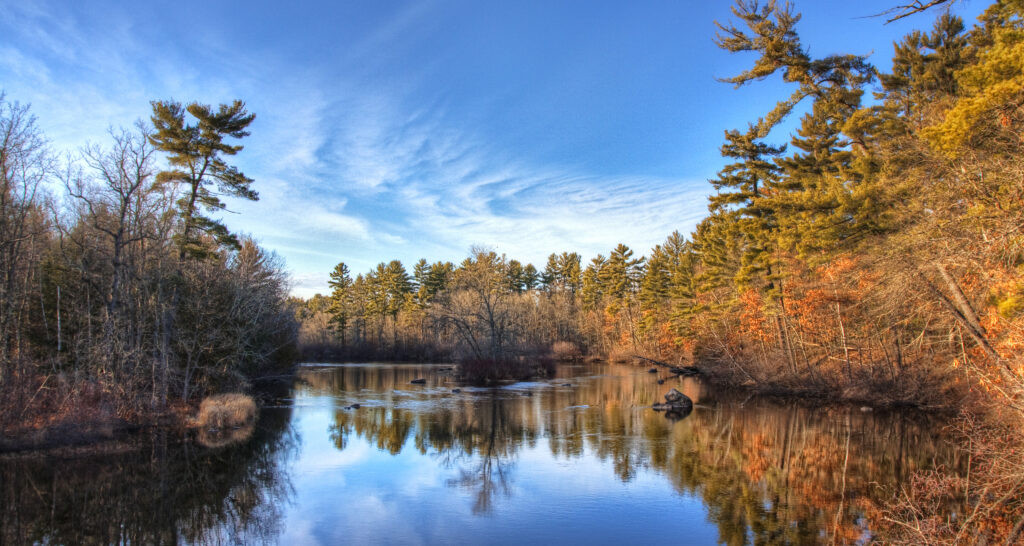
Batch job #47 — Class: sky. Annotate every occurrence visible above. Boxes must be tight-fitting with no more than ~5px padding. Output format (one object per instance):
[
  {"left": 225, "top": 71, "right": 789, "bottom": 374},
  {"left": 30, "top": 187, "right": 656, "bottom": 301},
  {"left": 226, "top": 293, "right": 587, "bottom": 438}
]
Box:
[{"left": 0, "top": 0, "right": 985, "bottom": 297}]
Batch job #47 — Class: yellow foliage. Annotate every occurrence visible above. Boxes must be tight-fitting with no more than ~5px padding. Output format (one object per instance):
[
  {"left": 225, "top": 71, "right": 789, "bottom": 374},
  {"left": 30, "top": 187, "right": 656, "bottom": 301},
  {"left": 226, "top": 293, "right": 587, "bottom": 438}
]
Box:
[{"left": 922, "top": 9, "right": 1024, "bottom": 155}]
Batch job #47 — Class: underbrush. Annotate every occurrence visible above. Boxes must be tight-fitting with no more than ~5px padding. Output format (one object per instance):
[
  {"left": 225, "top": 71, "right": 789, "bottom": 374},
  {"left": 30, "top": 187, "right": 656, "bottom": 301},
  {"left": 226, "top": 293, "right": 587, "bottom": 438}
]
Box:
[
  {"left": 687, "top": 342, "right": 965, "bottom": 410},
  {"left": 0, "top": 369, "right": 142, "bottom": 452}
]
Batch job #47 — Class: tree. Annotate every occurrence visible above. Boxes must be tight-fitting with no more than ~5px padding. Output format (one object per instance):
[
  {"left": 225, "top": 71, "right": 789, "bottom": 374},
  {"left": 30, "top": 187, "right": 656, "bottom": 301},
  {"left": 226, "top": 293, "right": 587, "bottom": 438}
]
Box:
[
  {"left": 0, "top": 94, "right": 51, "bottom": 375},
  {"left": 708, "top": 127, "right": 786, "bottom": 291},
  {"left": 327, "top": 262, "right": 352, "bottom": 347},
  {"left": 431, "top": 248, "right": 523, "bottom": 361},
  {"left": 921, "top": 2, "right": 1024, "bottom": 155},
  {"left": 543, "top": 252, "right": 582, "bottom": 297},
  {"left": 149, "top": 100, "right": 256, "bottom": 258}
]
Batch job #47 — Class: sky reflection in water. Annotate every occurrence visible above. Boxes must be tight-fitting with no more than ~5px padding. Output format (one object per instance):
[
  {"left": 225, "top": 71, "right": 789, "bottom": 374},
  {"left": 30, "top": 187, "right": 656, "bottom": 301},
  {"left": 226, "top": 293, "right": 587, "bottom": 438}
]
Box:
[
  {"left": 273, "top": 362, "right": 958, "bottom": 545},
  {"left": 0, "top": 362, "right": 962, "bottom": 545}
]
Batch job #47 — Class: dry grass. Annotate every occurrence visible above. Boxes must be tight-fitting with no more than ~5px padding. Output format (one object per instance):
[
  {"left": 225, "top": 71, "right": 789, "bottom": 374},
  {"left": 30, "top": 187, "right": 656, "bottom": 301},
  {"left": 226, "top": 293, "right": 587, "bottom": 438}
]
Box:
[{"left": 196, "top": 393, "right": 257, "bottom": 431}]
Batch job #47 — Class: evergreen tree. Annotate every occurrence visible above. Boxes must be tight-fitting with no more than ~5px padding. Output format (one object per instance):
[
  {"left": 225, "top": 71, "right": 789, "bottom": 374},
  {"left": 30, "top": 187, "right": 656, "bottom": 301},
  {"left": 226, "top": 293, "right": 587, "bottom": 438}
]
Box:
[
  {"left": 581, "top": 254, "right": 607, "bottom": 311},
  {"left": 522, "top": 263, "right": 540, "bottom": 290},
  {"left": 880, "top": 13, "right": 970, "bottom": 123},
  {"left": 506, "top": 259, "right": 526, "bottom": 293},
  {"left": 599, "top": 244, "right": 644, "bottom": 301},
  {"left": 149, "top": 100, "right": 256, "bottom": 258},
  {"left": 708, "top": 128, "right": 785, "bottom": 290},
  {"left": 327, "top": 262, "right": 352, "bottom": 346}
]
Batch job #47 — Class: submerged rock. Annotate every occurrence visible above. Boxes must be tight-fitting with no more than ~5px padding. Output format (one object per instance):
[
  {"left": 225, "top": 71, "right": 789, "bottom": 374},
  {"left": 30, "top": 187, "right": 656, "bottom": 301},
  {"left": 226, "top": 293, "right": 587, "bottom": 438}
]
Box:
[
  {"left": 410, "top": 378, "right": 427, "bottom": 384},
  {"left": 647, "top": 368, "right": 658, "bottom": 374},
  {"left": 657, "top": 379, "right": 665, "bottom": 385}
]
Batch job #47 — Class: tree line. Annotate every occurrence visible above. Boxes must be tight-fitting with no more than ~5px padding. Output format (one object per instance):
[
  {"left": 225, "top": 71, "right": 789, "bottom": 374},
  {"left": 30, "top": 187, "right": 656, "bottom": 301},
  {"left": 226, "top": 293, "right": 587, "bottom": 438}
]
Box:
[
  {"left": 302, "top": 0, "right": 1023, "bottom": 408},
  {"left": 299, "top": 3, "right": 1024, "bottom": 537},
  {"left": 0, "top": 95, "right": 297, "bottom": 438}
]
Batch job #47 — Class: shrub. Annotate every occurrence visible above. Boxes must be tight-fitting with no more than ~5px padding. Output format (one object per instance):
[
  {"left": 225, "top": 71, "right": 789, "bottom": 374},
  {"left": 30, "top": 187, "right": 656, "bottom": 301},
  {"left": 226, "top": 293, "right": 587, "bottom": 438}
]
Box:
[{"left": 196, "top": 393, "right": 257, "bottom": 431}]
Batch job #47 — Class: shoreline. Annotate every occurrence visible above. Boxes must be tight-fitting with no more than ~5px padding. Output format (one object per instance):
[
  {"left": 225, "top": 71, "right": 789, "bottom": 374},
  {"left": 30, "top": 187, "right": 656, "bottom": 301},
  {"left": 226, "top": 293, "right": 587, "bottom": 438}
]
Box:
[{"left": 0, "top": 359, "right": 957, "bottom": 457}]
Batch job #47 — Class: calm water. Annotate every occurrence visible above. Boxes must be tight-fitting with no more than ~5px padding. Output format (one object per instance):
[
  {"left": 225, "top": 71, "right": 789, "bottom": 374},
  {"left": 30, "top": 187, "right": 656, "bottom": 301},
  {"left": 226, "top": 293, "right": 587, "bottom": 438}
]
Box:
[{"left": 0, "top": 362, "right": 963, "bottom": 545}]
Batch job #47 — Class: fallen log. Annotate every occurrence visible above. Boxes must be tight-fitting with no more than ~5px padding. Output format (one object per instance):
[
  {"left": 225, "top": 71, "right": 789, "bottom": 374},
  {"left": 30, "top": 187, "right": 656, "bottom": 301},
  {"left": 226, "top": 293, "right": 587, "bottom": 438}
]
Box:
[{"left": 631, "top": 355, "right": 702, "bottom": 376}]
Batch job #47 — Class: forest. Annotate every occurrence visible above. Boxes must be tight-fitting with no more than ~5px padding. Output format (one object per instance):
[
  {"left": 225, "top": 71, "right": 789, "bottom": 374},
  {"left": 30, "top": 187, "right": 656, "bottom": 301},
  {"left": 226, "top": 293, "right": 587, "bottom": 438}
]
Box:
[
  {"left": 2, "top": 0, "right": 1023, "bottom": 541},
  {"left": 0, "top": 97, "right": 297, "bottom": 447},
  {"left": 292, "top": 1, "right": 1024, "bottom": 540}
]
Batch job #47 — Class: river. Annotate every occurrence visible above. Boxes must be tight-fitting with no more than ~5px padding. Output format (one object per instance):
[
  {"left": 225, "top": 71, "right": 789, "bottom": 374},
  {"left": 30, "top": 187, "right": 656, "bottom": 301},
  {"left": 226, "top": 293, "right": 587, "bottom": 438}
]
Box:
[{"left": 0, "top": 362, "right": 963, "bottom": 545}]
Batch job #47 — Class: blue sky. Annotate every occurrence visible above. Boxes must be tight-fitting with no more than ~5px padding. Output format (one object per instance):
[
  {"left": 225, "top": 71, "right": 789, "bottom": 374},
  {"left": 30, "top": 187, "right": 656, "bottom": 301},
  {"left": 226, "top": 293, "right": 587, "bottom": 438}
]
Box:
[{"left": 1, "top": 0, "right": 984, "bottom": 297}]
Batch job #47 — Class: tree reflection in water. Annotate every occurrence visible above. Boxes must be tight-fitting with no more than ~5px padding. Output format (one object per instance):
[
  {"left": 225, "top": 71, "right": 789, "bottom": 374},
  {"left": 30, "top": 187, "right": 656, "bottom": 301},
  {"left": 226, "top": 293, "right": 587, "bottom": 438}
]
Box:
[
  {"left": 0, "top": 405, "right": 296, "bottom": 545},
  {"left": 311, "top": 362, "right": 964, "bottom": 543}
]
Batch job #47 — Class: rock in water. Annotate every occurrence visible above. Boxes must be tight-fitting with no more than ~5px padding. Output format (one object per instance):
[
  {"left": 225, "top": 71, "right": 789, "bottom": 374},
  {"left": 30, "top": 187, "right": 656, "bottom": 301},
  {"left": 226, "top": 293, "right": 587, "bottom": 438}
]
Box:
[
  {"left": 664, "top": 388, "right": 685, "bottom": 403},
  {"left": 410, "top": 378, "right": 426, "bottom": 384},
  {"left": 657, "top": 379, "right": 665, "bottom": 385},
  {"left": 662, "top": 389, "right": 693, "bottom": 413},
  {"left": 350, "top": 403, "right": 361, "bottom": 409},
  {"left": 647, "top": 368, "right": 658, "bottom": 373},
  {"left": 452, "top": 388, "right": 461, "bottom": 393}
]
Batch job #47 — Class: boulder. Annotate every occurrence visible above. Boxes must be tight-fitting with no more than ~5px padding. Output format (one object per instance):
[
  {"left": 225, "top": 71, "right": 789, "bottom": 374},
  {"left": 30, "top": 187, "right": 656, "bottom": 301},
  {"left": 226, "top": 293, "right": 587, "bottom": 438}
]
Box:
[
  {"left": 656, "top": 389, "right": 693, "bottom": 414},
  {"left": 664, "top": 388, "right": 686, "bottom": 403}
]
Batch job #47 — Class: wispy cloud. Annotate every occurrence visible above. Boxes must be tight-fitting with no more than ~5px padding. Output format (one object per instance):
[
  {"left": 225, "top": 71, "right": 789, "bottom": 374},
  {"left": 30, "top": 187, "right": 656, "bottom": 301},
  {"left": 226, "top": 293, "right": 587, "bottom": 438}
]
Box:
[{"left": 1, "top": 0, "right": 715, "bottom": 300}]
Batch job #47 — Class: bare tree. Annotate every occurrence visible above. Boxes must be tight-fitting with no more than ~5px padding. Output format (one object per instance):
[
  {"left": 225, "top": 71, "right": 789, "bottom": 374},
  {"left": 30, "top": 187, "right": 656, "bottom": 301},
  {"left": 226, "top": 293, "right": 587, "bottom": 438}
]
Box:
[{"left": 0, "top": 94, "right": 51, "bottom": 378}]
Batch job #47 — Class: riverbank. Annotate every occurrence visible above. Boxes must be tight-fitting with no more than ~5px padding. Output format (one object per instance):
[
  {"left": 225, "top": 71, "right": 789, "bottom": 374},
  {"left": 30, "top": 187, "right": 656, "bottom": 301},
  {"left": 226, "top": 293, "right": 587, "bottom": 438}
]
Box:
[
  {"left": 591, "top": 352, "right": 969, "bottom": 413},
  {"left": 0, "top": 370, "right": 293, "bottom": 455}
]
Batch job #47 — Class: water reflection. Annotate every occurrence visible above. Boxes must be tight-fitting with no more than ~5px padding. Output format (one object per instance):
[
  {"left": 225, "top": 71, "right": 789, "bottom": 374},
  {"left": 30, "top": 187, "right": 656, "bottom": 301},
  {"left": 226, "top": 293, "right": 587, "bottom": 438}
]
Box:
[
  {"left": 0, "top": 405, "right": 296, "bottom": 545},
  {"left": 303, "top": 362, "right": 962, "bottom": 544},
  {"left": 0, "top": 364, "right": 962, "bottom": 545}
]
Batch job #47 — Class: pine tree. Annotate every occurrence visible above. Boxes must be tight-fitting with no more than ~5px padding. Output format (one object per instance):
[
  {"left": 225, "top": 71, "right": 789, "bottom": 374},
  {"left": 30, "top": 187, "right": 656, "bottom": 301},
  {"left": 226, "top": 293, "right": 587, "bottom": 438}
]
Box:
[
  {"left": 880, "top": 13, "right": 969, "bottom": 124},
  {"left": 149, "top": 99, "right": 256, "bottom": 258},
  {"left": 600, "top": 244, "right": 644, "bottom": 302},
  {"left": 522, "top": 263, "right": 540, "bottom": 290},
  {"left": 327, "top": 262, "right": 352, "bottom": 347},
  {"left": 708, "top": 127, "right": 785, "bottom": 290},
  {"left": 581, "top": 254, "right": 607, "bottom": 311}
]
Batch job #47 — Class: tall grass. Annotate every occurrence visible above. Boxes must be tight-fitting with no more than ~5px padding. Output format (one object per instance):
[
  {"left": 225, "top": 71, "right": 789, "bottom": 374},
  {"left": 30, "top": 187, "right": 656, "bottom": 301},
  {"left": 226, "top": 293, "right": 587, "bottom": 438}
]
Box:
[{"left": 196, "top": 393, "right": 257, "bottom": 431}]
